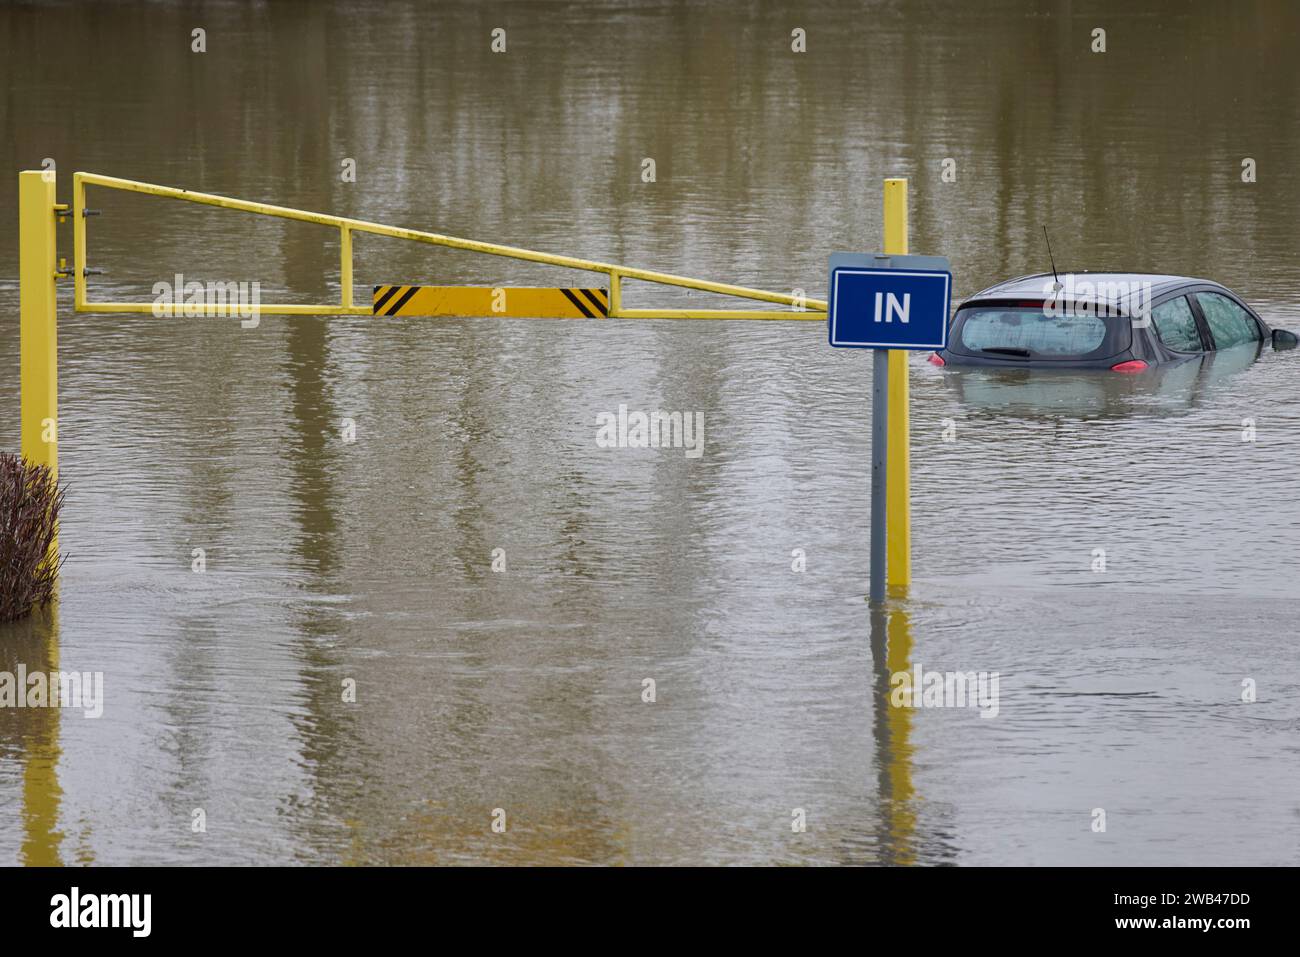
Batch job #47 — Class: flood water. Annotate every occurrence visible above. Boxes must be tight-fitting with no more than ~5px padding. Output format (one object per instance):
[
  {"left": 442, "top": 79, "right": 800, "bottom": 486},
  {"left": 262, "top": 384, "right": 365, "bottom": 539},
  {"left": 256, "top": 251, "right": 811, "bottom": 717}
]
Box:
[{"left": 2, "top": 0, "right": 1299, "bottom": 865}]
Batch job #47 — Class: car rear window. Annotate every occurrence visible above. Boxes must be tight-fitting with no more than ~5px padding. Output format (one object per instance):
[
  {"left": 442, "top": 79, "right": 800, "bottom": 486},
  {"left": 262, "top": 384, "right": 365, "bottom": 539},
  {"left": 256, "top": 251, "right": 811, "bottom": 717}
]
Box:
[{"left": 951, "top": 304, "right": 1130, "bottom": 360}]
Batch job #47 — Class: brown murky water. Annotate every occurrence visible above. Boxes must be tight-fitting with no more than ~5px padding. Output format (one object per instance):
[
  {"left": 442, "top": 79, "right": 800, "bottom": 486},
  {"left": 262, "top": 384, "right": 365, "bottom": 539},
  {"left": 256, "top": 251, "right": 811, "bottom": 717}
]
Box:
[{"left": 2, "top": 0, "right": 1299, "bottom": 865}]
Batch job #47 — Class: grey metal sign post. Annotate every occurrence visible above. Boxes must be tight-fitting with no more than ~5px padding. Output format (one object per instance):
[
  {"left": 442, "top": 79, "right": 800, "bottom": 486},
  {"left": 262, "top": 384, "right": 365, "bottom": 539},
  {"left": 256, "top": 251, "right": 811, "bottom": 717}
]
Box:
[{"left": 870, "top": 348, "right": 889, "bottom": 604}]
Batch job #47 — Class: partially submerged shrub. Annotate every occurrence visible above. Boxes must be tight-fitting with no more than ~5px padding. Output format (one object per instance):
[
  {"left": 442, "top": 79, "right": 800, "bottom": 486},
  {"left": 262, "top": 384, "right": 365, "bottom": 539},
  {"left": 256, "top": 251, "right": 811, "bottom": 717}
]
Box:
[{"left": 0, "top": 453, "right": 66, "bottom": 622}]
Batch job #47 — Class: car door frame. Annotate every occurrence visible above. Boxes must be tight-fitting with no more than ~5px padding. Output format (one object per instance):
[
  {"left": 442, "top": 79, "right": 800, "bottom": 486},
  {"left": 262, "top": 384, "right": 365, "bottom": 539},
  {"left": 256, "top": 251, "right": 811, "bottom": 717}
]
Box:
[{"left": 1147, "top": 286, "right": 1211, "bottom": 357}]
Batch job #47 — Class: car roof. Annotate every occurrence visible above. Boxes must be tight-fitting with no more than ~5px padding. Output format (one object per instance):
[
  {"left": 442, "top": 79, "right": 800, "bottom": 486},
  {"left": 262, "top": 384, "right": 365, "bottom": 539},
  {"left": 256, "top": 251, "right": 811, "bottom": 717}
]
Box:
[{"left": 962, "top": 272, "right": 1226, "bottom": 311}]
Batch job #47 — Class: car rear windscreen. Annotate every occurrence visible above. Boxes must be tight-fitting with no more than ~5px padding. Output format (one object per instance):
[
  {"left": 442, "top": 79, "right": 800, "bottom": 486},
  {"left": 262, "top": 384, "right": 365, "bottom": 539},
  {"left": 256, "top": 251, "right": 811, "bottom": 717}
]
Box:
[{"left": 950, "top": 303, "right": 1131, "bottom": 360}]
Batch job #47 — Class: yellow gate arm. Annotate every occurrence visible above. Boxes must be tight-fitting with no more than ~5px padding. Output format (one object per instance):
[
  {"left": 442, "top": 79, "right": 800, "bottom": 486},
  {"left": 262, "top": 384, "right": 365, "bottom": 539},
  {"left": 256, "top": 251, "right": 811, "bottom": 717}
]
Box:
[{"left": 72, "top": 172, "right": 827, "bottom": 321}]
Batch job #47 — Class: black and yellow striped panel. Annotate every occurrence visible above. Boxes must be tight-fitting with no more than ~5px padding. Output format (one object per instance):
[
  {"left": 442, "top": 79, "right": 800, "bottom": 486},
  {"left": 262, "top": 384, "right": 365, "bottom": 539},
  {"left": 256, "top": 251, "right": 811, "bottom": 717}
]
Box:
[{"left": 372, "top": 286, "right": 609, "bottom": 318}]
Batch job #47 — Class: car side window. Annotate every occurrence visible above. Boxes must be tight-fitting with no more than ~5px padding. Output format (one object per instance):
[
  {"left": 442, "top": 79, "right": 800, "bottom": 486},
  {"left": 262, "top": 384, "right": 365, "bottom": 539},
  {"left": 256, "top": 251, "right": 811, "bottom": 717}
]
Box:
[
  {"left": 1151, "top": 296, "right": 1202, "bottom": 352},
  {"left": 1195, "top": 292, "right": 1260, "bottom": 349}
]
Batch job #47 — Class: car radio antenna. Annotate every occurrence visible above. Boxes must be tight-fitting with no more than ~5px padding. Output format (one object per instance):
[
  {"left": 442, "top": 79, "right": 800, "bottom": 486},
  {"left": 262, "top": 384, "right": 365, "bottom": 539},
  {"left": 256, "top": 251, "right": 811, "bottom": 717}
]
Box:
[{"left": 1043, "top": 226, "right": 1062, "bottom": 291}]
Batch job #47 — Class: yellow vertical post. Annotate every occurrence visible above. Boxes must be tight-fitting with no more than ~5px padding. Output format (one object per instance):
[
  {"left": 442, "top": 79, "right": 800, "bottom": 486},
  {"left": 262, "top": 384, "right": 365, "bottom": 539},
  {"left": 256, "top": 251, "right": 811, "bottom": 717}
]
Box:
[
  {"left": 883, "top": 178, "right": 910, "bottom": 590},
  {"left": 608, "top": 271, "right": 622, "bottom": 318},
  {"left": 340, "top": 225, "right": 353, "bottom": 308},
  {"left": 20, "top": 170, "right": 59, "bottom": 483},
  {"left": 72, "top": 172, "right": 86, "bottom": 311}
]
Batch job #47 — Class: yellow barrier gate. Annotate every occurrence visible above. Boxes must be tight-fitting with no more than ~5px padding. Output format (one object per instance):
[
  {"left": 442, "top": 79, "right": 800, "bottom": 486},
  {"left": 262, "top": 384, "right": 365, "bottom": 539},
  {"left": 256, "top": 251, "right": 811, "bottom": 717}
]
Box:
[
  {"left": 67, "top": 171, "right": 827, "bottom": 321},
  {"left": 19, "top": 169, "right": 915, "bottom": 596}
]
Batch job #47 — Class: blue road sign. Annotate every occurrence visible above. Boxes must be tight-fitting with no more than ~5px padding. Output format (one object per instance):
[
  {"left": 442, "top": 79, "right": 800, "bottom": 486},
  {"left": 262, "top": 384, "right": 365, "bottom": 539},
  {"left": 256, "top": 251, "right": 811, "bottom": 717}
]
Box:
[{"left": 828, "top": 258, "right": 952, "bottom": 350}]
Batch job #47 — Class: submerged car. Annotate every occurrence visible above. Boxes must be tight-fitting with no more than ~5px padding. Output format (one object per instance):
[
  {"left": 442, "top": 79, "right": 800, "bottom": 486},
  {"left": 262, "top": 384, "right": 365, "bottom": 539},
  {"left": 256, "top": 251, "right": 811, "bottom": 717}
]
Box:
[{"left": 930, "top": 272, "right": 1297, "bottom": 372}]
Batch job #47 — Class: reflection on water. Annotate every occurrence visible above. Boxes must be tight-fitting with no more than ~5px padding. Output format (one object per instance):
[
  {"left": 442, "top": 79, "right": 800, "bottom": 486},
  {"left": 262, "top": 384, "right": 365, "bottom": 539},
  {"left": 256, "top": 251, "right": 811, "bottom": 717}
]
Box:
[
  {"left": 872, "top": 603, "right": 917, "bottom": 866},
  {"left": 0, "top": 604, "right": 64, "bottom": 866},
  {"left": 2, "top": 0, "right": 1300, "bottom": 865},
  {"left": 945, "top": 340, "right": 1269, "bottom": 420}
]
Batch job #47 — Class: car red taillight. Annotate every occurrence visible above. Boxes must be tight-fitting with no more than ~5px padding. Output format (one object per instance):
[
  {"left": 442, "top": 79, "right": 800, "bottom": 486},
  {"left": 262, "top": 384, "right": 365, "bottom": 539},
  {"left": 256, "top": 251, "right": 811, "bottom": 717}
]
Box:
[
  {"left": 1110, "top": 359, "right": 1148, "bottom": 373},
  {"left": 928, "top": 353, "right": 945, "bottom": 366}
]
